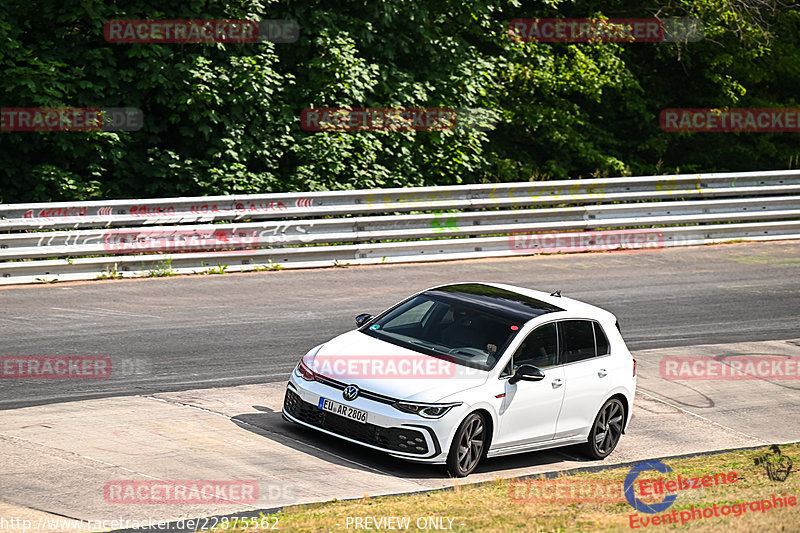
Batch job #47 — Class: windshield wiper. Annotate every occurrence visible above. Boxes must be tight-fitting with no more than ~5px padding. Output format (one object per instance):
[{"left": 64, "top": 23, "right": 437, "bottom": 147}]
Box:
[{"left": 408, "top": 339, "right": 451, "bottom": 355}]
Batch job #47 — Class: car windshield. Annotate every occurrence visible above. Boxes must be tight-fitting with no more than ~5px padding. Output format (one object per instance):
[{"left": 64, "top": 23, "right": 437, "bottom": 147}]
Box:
[{"left": 362, "top": 294, "right": 523, "bottom": 371}]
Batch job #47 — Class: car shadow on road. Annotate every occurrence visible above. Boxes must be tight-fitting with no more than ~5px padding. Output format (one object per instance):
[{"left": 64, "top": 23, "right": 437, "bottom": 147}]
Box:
[
  {"left": 232, "top": 405, "right": 596, "bottom": 481},
  {"left": 232, "top": 406, "right": 440, "bottom": 479},
  {"left": 476, "top": 445, "right": 599, "bottom": 476}
]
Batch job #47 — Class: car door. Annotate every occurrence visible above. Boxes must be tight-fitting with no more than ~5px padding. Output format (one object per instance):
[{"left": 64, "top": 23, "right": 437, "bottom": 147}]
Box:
[
  {"left": 554, "top": 320, "right": 612, "bottom": 439},
  {"left": 494, "top": 322, "right": 566, "bottom": 448}
]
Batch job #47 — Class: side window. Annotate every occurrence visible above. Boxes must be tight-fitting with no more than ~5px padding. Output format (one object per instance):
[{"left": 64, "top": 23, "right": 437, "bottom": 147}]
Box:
[
  {"left": 512, "top": 323, "right": 558, "bottom": 371},
  {"left": 594, "top": 322, "right": 610, "bottom": 356},
  {"left": 560, "top": 320, "right": 596, "bottom": 363}
]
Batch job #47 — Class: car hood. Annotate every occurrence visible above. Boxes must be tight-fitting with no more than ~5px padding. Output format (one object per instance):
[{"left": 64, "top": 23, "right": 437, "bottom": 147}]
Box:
[{"left": 309, "top": 330, "right": 489, "bottom": 403}]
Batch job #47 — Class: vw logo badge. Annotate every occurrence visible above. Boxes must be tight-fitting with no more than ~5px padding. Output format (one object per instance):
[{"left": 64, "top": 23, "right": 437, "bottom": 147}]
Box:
[{"left": 343, "top": 385, "right": 359, "bottom": 401}]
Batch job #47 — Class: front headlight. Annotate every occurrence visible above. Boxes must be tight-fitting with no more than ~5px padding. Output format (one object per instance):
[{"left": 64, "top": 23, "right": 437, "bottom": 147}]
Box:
[
  {"left": 393, "top": 401, "right": 462, "bottom": 419},
  {"left": 294, "top": 344, "right": 324, "bottom": 381},
  {"left": 296, "top": 358, "right": 316, "bottom": 381}
]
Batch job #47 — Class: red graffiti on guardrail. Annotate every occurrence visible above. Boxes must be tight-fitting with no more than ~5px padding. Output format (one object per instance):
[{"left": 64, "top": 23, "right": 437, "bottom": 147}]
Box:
[
  {"left": 125, "top": 202, "right": 290, "bottom": 217},
  {"left": 22, "top": 207, "right": 88, "bottom": 219},
  {"left": 235, "top": 201, "right": 287, "bottom": 212},
  {"left": 127, "top": 204, "right": 233, "bottom": 217},
  {"left": 128, "top": 205, "right": 176, "bottom": 217}
]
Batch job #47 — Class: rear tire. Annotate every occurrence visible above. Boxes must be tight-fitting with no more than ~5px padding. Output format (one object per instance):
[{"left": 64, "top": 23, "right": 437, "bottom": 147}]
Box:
[
  {"left": 446, "top": 412, "right": 487, "bottom": 477},
  {"left": 580, "top": 398, "right": 624, "bottom": 460}
]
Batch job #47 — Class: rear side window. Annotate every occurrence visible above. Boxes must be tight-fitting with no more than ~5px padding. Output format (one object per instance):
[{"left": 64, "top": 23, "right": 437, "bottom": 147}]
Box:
[
  {"left": 560, "top": 320, "right": 596, "bottom": 363},
  {"left": 594, "top": 322, "right": 610, "bottom": 356}
]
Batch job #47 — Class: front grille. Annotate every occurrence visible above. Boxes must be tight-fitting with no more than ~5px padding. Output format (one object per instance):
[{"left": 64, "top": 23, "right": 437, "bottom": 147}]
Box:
[
  {"left": 283, "top": 389, "right": 429, "bottom": 455},
  {"left": 314, "top": 375, "right": 397, "bottom": 405}
]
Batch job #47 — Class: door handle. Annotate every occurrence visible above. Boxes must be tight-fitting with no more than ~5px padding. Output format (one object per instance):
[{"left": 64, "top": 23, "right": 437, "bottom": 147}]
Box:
[
  {"left": 551, "top": 378, "right": 563, "bottom": 388},
  {"left": 598, "top": 369, "right": 608, "bottom": 378}
]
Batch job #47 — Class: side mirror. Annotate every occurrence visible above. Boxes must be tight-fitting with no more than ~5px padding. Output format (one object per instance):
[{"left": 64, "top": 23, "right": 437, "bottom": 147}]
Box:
[
  {"left": 509, "top": 364, "right": 545, "bottom": 384},
  {"left": 355, "top": 313, "right": 372, "bottom": 328}
]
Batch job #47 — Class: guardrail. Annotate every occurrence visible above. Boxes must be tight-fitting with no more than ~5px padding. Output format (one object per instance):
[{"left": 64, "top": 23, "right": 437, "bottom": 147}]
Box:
[{"left": 2, "top": 170, "right": 799, "bottom": 285}]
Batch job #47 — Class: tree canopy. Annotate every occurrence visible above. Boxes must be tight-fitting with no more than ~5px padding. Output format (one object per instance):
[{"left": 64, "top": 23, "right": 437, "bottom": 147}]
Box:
[{"left": 1, "top": 0, "right": 798, "bottom": 203}]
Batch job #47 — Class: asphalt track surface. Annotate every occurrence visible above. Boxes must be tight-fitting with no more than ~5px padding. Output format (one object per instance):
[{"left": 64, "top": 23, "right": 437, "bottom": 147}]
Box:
[{"left": 1, "top": 240, "right": 799, "bottom": 410}]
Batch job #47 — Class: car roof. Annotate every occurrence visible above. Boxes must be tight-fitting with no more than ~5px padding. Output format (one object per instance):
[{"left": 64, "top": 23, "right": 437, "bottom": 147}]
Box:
[
  {"left": 422, "top": 282, "right": 564, "bottom": 322},
  {"left": 423, "top": 282, "right": 616, "bottom": 324}
]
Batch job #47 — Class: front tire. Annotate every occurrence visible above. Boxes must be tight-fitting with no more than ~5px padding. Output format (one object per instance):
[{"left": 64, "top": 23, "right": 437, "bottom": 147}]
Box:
[
  {"left": 580, "top": 398, "right": 624, "bottom": 460},
  {"left": 446, "top": 412, "right": 487, "bottom": 477}
]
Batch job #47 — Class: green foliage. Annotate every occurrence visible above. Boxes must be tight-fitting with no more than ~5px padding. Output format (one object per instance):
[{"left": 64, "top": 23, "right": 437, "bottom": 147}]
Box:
[
  {"left": 1, "top": 0, "right": 799, "bottom": 203},
  {"left": 144, "top": 257, "right": 175, "bottom": 277},
  {"left": 200, "top": 262, "right": 228, "bottom": 275},
  {"left": 97, "top": 263, "right": 123, "bottom": 279},
  {"left": 252, "top": 259, "right": 286, "bottom": 271},
  {"left": 0, "top": 0, "right": 291, "bottom": 201}
]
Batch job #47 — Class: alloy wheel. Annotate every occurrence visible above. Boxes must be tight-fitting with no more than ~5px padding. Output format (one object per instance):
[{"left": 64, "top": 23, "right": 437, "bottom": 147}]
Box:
[
  {"left": 447, "top": 412, "right": 487, "bottom": 477},
  {"left": 593, "top": 399, "right": 623, "bottom": 455}
]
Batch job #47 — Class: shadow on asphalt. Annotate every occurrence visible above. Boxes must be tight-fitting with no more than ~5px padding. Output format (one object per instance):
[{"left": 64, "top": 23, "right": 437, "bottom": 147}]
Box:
[{"left": 232, "top": 405, "right": 596, "bottom": 481}]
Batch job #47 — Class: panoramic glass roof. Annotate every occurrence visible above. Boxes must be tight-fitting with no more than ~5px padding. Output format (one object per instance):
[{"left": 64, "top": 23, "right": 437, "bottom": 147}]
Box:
[{"left": 423, "top": 283, "right": 564, "bottom": 322}]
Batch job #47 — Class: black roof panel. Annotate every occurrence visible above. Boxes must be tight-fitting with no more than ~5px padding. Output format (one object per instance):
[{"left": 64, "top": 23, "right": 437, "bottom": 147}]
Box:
[{"left": 423, "top": 283, "right": 563, "bottom": 322}]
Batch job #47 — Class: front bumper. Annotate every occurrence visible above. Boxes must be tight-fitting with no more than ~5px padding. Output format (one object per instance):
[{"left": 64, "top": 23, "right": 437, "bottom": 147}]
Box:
[{"left": 282, "top": 373, "right": 462, "bottom": 463}]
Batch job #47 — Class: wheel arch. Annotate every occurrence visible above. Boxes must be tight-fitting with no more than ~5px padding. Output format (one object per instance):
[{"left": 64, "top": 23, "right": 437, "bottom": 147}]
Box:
[
  {"left": 606, "top": 392, "right": 630, "bottom": 433},
  {"left": 444, "top": 406, "right": 497, "bottom": 457},
  {"left": 471, "top": 408, "right": 495, "bottom": 457}
]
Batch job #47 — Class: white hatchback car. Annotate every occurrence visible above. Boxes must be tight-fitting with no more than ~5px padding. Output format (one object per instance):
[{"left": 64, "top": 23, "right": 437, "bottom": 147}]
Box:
[{"left": 283, "top": 283, "right": 636, "bottom": 476}]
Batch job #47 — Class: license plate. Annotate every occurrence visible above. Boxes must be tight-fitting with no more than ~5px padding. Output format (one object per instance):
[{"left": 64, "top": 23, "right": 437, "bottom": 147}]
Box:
[{"left": 318, "top": 397, "right": 368, "bottom": 424}]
